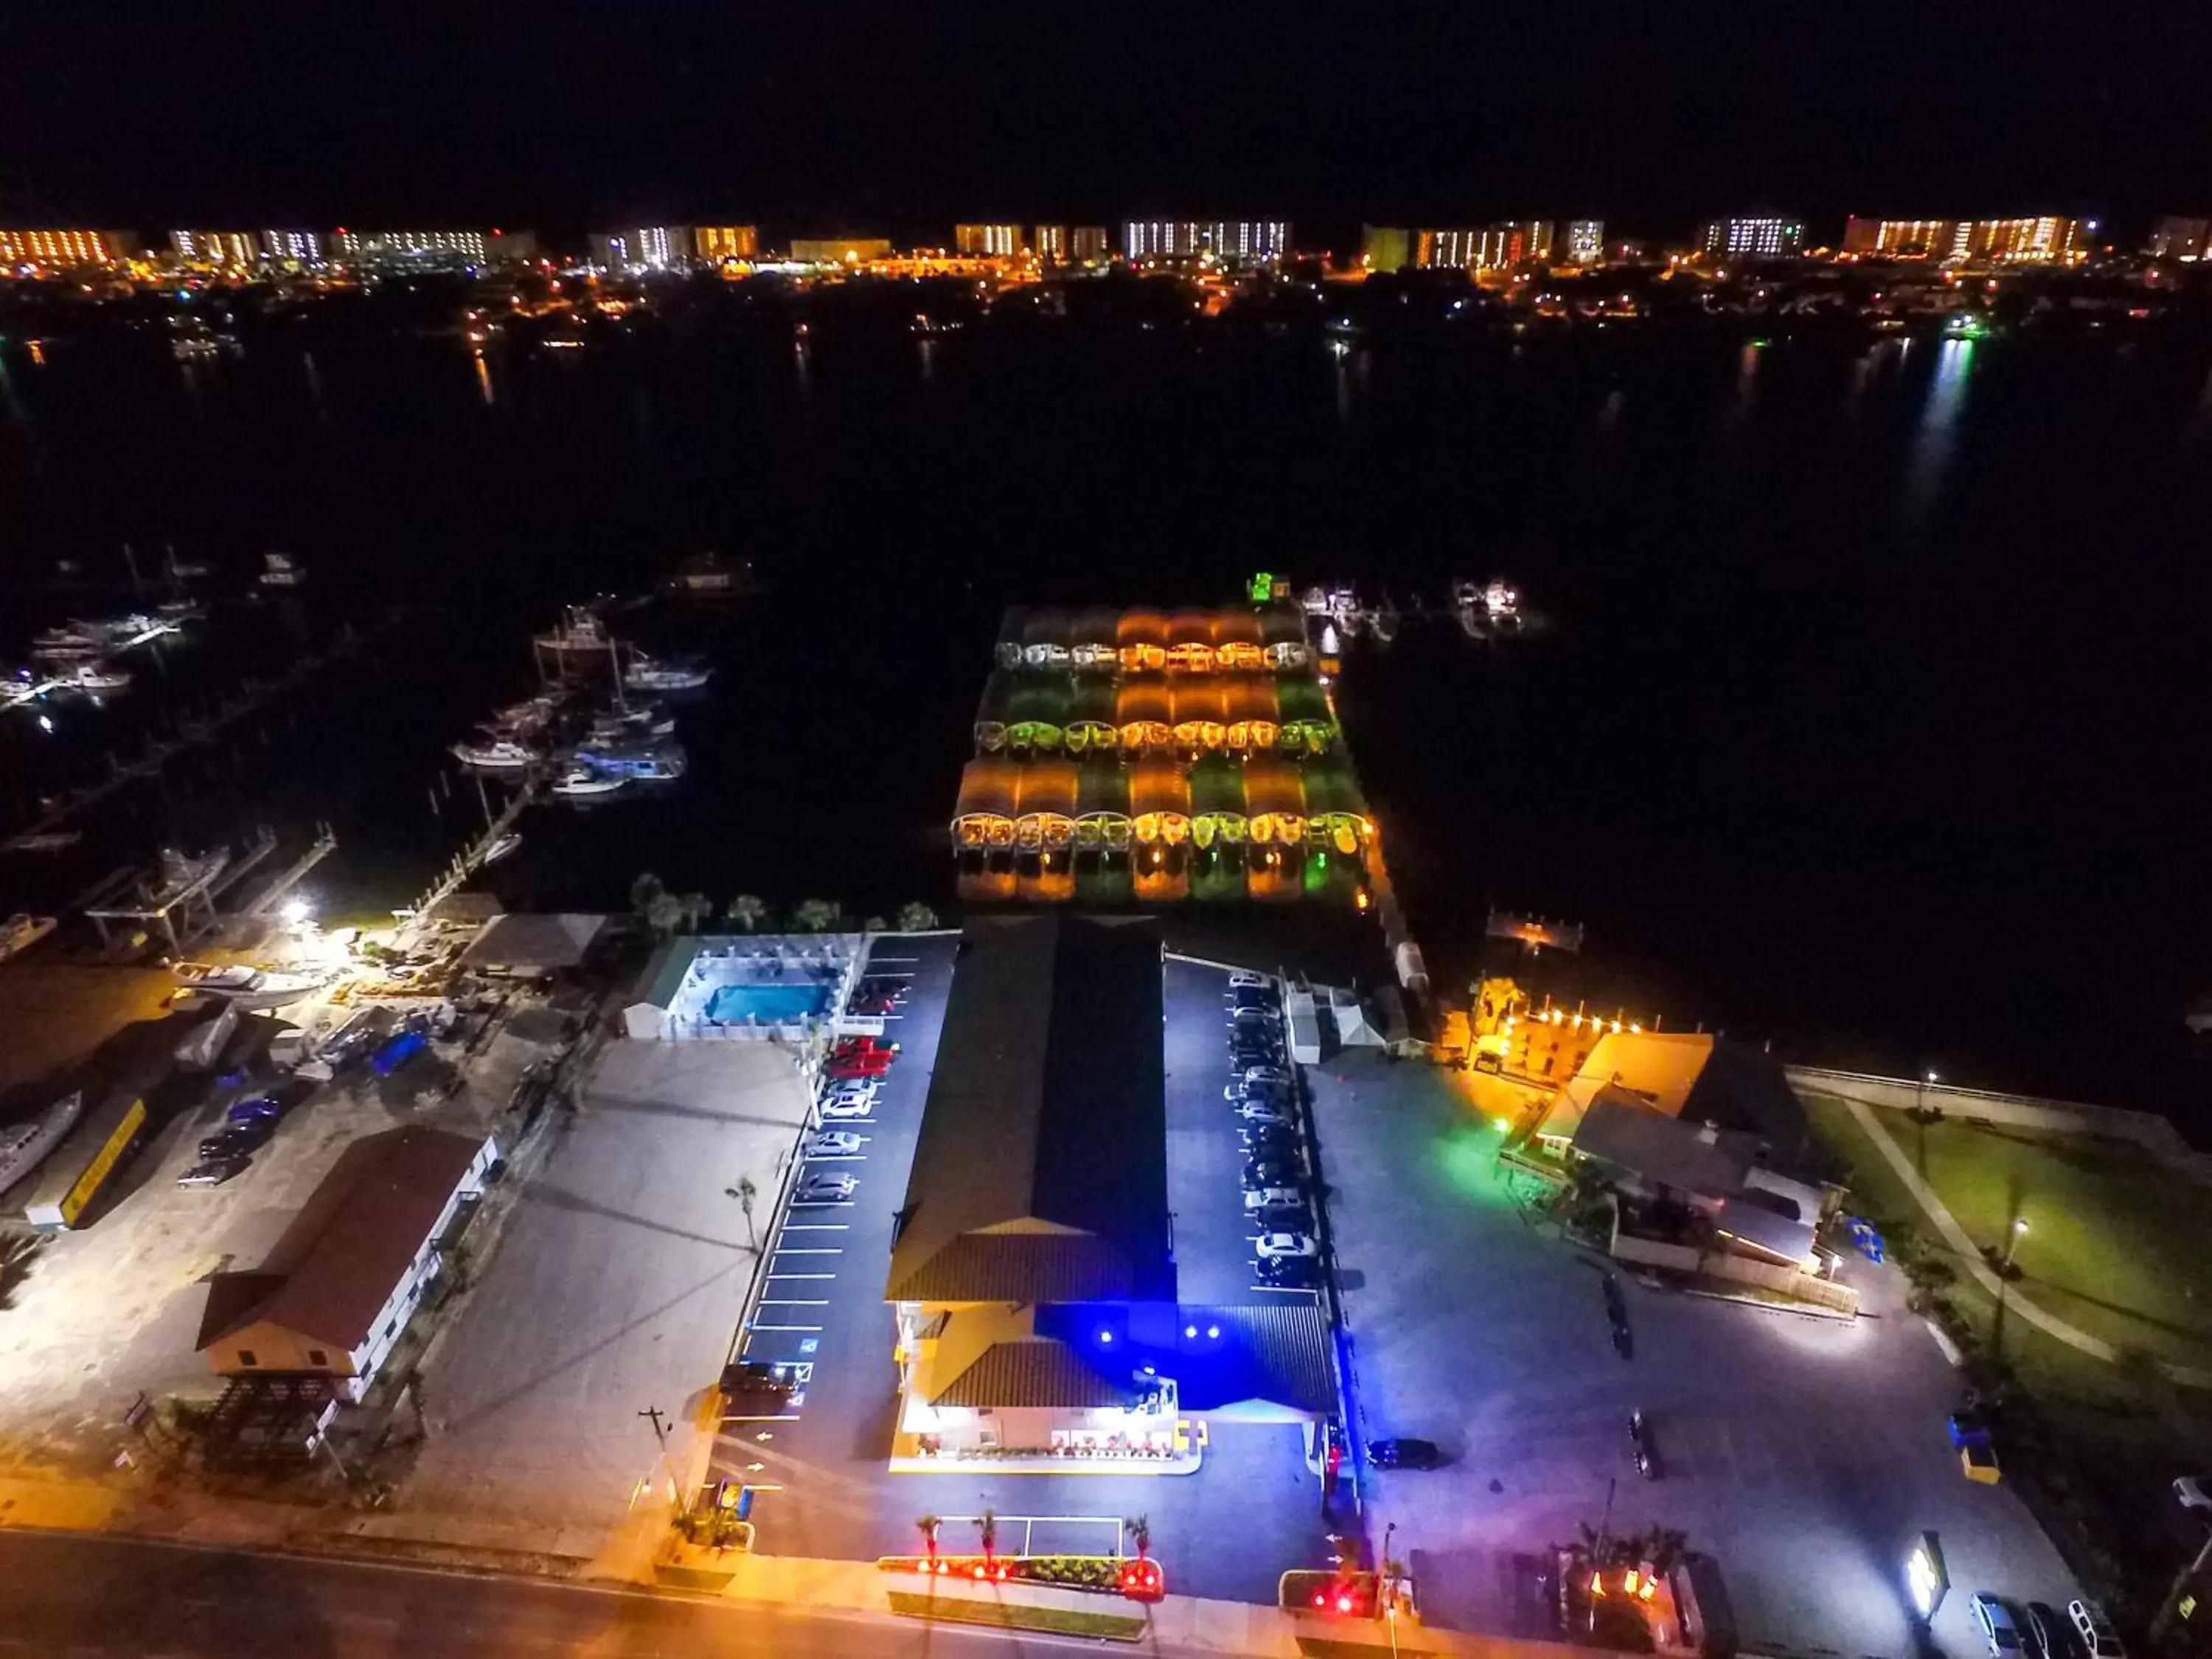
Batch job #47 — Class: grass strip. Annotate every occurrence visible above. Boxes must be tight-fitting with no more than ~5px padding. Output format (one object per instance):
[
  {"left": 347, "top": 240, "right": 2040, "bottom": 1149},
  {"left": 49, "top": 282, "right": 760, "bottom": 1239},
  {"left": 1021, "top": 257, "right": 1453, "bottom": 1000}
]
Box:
[{"left": 886, "top": 1590, "right": 1148, "bottom": 1641}]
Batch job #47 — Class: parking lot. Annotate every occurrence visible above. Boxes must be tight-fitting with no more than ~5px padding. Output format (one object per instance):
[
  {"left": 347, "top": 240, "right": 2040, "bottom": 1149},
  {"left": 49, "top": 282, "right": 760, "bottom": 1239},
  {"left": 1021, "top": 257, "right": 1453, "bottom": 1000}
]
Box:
[
  {"left": 719, "top": 940, "right": 1333, "bottom": 1604},
  {"left": 1310, "top": 1051, "right": 2080, "bottom": 1652}
]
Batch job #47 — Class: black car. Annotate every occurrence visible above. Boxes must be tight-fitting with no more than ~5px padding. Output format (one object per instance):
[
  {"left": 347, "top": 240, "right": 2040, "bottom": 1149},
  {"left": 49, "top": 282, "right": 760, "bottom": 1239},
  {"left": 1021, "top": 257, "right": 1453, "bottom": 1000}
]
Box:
[
  {"left": 1367, "top": 1438, "right": 1444, "bottom": 1470},
  {"left": 1242, "top": 1130, "right": 1299, "bottom": 1158},
  {"left": 2024, "top": 1604, "right": 2073, "bottom": 1659},
  {"left": 1230, "top": 1039, "right": 1286, "bottom": 1065},
  {"left": 199, "top": 1120, "right": 273, "bottom": 1160},
  {"left": 1256, "top": 1253, "right": 1321, "bottom": 1288},
  {"left": 1629, "top": 1410, "right": 1660, "bottom": 1478},
  {"left": 1229, "top": 986, "right": 1276, "bottom": 1009},
  {"left": 177, "top": 1154, "right": 249, "bottom": 1189},
  {"left": 1252, "top": 1203, "right": 1310, "bottom": 1233},
  {"left": 1244, "top": 1156, "right": 1301, "bottom": 1188}
]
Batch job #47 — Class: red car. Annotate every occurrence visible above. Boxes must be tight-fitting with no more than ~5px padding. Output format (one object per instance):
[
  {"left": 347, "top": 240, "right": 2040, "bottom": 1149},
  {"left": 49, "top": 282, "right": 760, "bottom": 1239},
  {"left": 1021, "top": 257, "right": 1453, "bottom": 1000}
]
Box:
[
  {"left": 827, "top": 1051, "right": 894, "bottom": 1079},
  {"left": 832, "top": 1035, "right": 900, "bottom": 1057}
]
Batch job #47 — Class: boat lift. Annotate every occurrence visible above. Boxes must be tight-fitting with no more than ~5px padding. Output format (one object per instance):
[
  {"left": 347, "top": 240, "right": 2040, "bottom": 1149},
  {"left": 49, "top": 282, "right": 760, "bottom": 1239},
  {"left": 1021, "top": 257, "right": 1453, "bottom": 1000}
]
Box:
[{"left": 83, "top": 849, "right": 233, "bottom": 954}]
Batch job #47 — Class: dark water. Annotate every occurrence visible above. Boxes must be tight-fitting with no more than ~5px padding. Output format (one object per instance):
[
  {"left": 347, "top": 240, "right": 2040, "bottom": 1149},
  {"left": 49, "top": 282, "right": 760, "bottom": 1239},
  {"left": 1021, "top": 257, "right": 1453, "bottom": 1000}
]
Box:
[{"left": 4, "top": 323, "right": 2211, "bottom": 1119}]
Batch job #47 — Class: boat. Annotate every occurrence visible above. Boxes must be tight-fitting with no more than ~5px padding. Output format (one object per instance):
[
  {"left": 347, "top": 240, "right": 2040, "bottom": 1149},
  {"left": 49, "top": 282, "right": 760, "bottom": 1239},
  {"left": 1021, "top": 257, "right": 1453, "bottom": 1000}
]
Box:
[
  {"left": 1456, "top": 578, "right": 1523, "bottom": 638},
  {"left": 0, "top": 1091, "right": 84, "bottom": 1195},
  {"left": 3, "top": 830, "right": 81, "bottom": 855},
  {"left": 451, "top": 738, "right": 540, "bottom": 770},
  {"left": 258, "top": 552, "right": 305, "bottom": 588},
  {"left": 58, "top": 664, "right": 130, "bottom": 694},
  {"left": 550, "top": 765, "right": 625, "bottom": 798},
  {"left": 533, "top": 606, "right": 615, "bottom": 655},
  {"left": 622, "top": 652, "right": 712, "bottom": 692},
  {"left": 575, "top": 741, "right": 687, "bottom": 780},
  {"left": 587, "top": 702, "right": 675, "bottom": 741},
  {"left": 481, "top": 832, "right": 523, "bottom": 865},
  {"left": 175, "top": 998, "right": 242, "bottom": 1071},
  {"left": 0, "top": 914, "right": 59, "bottom": 964},
  {"left": 666, "top": 552, "right": 757, "bottom": 598},
  {"left": 173, "top": 964, "right": 324, "bottom": 1009}
]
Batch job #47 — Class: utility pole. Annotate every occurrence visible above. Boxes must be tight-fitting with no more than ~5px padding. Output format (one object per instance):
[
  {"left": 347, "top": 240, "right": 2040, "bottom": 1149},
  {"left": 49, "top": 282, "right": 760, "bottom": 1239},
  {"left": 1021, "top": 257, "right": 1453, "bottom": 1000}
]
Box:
[
  {"left": 639, "top": 1405, "right": 678, "bottom": 1510},
  {"left": 736, "top": 1176, "right": 759, "bottom": 1251}
]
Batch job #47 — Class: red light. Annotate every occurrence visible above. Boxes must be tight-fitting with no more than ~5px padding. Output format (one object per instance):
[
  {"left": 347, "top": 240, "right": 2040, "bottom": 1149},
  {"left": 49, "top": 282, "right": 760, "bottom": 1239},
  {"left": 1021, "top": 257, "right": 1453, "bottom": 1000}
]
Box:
[
  {"left": 1312, "top": 1592, "right": 1328, "bottom": 1607},
  {"left": 972, "top": 1565, "right": 987, "bottom": 1579},
  {"left": 994, "top": 1565, "right": 1009, "bottom": 1581},
  {"left": 1337, "top": 1593, "right": 1354, "bottom": 1613}
]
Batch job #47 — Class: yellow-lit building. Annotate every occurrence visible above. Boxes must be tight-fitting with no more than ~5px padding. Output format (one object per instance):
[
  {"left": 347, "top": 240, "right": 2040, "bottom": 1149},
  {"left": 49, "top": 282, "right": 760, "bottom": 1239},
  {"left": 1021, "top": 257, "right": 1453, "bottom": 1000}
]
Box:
[
  {"left": 0, "top": 229, "right": 133, "bottom": 268},
  {"left": 1844, "top": 215, "right": 2090, "bottom": 265},
  {"left": 1032, "top": 224, "right": 1068, "bottom": 261},
  {"left": 789, "top": 237, "right": 894, "bottom": 265},
  {"left": 170, "top": 230, "right": 261, "bottom": 269},
  {"left": 261, "top": 229, "right": 326, "bottom": 265},
  {"left": 695, "top": 225, "right": 758, "bottom": 261},
  {"left": 955, "top": 223, "right": 1021, "bottom": 257},
  {"left": 1071, "top": 226, "right": 1109, "bottom": 262}
]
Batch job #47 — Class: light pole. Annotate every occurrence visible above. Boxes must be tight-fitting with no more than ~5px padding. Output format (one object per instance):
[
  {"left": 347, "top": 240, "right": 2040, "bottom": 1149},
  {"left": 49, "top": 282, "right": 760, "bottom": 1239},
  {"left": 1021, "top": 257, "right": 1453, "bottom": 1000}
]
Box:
[
  {"left": 1917, "top": 1069, "right": 1938, "bottom": 1111},
  {"left": 2000, "top": 1217, "right": 2027, "bottom": 1276}
]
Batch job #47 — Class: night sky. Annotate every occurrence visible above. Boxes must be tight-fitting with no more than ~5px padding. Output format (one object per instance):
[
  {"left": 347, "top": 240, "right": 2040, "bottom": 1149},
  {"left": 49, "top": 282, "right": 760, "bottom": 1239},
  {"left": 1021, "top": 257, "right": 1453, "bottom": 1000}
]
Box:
[{"left": 4, "top": 0, "right": 2211, "bottom": 244}]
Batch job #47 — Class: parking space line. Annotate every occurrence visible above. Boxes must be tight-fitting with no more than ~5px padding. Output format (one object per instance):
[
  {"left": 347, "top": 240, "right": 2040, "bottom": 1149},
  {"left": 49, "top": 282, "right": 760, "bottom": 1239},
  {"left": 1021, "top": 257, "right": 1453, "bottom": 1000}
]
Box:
[
  {"left": 779, "top": 1225, "right": 849, "bottom": 1231},
  {"left": 766, "top": 1272, "right": 836, "bottom": 1280},
  {"left": 756, "top": 1298, "right": 831, "bottom": 1306},
  {"left": 749, "top": 1324, "right": 824, "bottom": 1332},
  {"left": 773, "top": 1247, "right": 843, "bottom": 1255}
]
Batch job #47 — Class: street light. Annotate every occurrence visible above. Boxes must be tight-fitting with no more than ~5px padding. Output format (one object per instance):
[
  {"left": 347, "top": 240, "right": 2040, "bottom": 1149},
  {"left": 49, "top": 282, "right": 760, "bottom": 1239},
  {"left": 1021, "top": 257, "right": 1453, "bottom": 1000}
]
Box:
[
  {"left": 2001, "top": 1217, "right": 2028, "bottom": 1274},
  {"left": 1916, "top": 1069, "right": 1938, "bottom": 1111}
]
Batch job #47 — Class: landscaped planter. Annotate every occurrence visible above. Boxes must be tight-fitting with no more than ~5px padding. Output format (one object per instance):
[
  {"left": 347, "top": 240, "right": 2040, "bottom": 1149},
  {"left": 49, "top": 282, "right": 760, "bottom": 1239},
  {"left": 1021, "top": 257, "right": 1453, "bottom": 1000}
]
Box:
[{"left": 880, "top": 1554, "right": 1166, "bottom": 1600}]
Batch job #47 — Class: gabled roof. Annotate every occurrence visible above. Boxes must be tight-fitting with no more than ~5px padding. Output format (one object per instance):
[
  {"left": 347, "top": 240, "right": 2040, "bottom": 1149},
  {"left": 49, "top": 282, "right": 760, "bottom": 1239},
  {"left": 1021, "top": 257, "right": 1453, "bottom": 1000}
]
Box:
[
  {"left": 932, "top": 1338, "right": 1135, "bottom": 1409},
  {"left": 888, "top": 915, "right": 1170, "bottom": 1305},
  {"left": 201, "top": 1127, "right": 488, "bottom": 1353},
  {"left": 459, "top": 911, "right": 607, "bottom": 970},
  {"left": 1571, "top": 1097, "right": 1750, "bottom": 1200},
  {"left": 1574, "top": 1031, "right": 1715, "bottom": 1118},
  {"left": 1171, "top": 1304, "right": 1335, "bottom": 1416}
]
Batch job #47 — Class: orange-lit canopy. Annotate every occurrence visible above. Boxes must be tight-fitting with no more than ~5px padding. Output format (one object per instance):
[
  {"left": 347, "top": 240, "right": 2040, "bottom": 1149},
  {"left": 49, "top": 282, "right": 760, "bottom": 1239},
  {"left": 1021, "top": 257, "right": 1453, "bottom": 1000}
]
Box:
[
  {"left": 953, "top": 757, "right": 1020, "bottom": 848},
  {"left": 1130, "top": 758, "right": 1192, "bottom": 844},
  {"left": 1074, "top": 757, "right": 1133, "bottom": 849},
  {"left": 1015, "top": 759, "right": 1079, "bottom": 850},
  {"left": 1170, "top": 675, "right": 1228, "bottom": 749},
  {"left": 1116, "top": 675, "right": 1172, "bottom": 751},
  {"left": 1222, "top": 676, "right": 1281, "bottom": 749},
  {"left": 1211, "top": 610, "right": 1264, "bottom": 647},
  {"left": 1242, "top": 757, "right": 1307, "bottom": 844}
]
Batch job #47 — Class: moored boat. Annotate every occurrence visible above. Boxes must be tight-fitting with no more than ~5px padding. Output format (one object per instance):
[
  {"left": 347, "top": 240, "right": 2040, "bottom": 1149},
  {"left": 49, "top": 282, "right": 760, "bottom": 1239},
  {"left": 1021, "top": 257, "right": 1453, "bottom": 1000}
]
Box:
[
  {"left": 451, "top": 738, "right": 540, "bottom": 770},
  {"left": 0, "top": 914, "right": 59, "bottom": 963},
  {"left": 622, "top": 652, "right": 711, "bottom": 692},
  {"left": 0, "top": 1091, "right": 84, "bottom": 1194},
  {"left": 550, "top": 765, "right": 625, "bottom": 798}
]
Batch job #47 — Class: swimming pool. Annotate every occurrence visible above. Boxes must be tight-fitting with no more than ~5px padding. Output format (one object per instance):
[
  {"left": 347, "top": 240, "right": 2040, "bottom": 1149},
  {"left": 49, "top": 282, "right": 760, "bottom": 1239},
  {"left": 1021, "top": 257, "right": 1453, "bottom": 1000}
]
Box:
[{"left": 703, "top": 981, "right": 835, "bottom": 1025}]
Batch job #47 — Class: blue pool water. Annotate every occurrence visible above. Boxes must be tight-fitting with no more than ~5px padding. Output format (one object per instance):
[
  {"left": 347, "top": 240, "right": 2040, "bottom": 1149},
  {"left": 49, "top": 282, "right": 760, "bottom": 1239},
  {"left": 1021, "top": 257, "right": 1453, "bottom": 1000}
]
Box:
[{"left": 704, "top": 981, "right": 835, "bottom": 1024}]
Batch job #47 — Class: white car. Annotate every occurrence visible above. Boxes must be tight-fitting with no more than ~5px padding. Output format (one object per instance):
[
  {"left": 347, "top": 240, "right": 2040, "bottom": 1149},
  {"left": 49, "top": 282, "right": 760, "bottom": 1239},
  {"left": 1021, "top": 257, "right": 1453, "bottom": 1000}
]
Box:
[
  {"left": 1255, "top": 1231, "right": 1317, "bottom": 1261},
  {"left": 1237, "top": 1102, "right": 1291, "bottom": 1124},
  {"left": 821, "top": 1080, "right": 879, "bottom": 1107},
  {"left": 805, "top": 1130, "right": 863, "bottom": 1158},
  {"left": 1240, "top": 1066, "right": 1292, "bottom": 1088},
  {"left": 793, "top": 1172, "right": 856, "bottom": 1204},
  {"left": 817, "top": 1096, "right": 874, "bottom": 1119},
  {"left": 1245, "top": 1186, "right": 1301, "bottom": 1211}
]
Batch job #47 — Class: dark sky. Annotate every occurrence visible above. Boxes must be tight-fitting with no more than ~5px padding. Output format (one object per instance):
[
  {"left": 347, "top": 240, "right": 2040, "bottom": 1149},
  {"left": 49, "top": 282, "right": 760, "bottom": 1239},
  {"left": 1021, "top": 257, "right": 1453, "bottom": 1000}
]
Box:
[{"left": 4, "top": 0, "right": 2210, "bottom": 246}]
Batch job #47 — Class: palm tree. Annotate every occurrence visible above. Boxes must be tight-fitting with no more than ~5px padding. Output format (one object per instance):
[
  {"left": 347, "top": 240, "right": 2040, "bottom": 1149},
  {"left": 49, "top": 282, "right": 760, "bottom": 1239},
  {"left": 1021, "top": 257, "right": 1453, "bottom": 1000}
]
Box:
[
  {"left": 897, "top": 900, "right": 939, "bottom": 932},
  {"left": 645, "top": 891, "right": 687, "bottom": 938},
  {"left": 862, "top": 915, "right": 888, "bottom": 933},
  {"left": 1125, "top": 1514, "right": 1151, "bottom": 1562},
  {"left": 678, "top": 891, "right": 713, "bottom": 933},
  {"left": 792, "top": 897, "right": 841, "bottom": 933},
  {"left": 916, "top": 1513, "right": 941, "bottom": 1569},
  {"left": 728, "top": 894, "right": 768, "bottom": 932},
  {"left": 975, "top": 1506, "right": 998, "bottom": 1571},
  {"left": 630, "top": 871, "right": 666, "bottom": 918}
]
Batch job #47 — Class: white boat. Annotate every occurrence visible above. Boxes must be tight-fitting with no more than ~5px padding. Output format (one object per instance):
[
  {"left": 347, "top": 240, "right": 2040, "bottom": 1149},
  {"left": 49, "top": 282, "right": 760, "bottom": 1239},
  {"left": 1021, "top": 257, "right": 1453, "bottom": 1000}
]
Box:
[
  {"left": 622, "top": 653, "right": 711, "bottom": 692},
  {"left": 550, "top": 765, "right": 625, "bottom": 798},
  {"left": 0, "top": 1091, "right": 83, "bottom": 1194},
  {"left": 173, "top": 963, "right": 324, "bottom": 1009},
  {"left": 1457, "top": 577, "right": 1523, "bottom": 638},
  {"left": 481, "top": 832, "right": 523, "bottom": 865},
  {"left": 588, "top": 703, "right": 675, "bottom": 741},
  {"left": 59, "top": 664, "right": 130, "bottom": 694},
  {"left": 533, "top": 606, "right": 613, "bottom": 654},
  {"left": 451, "top": 738, "right": 539, "bottom": 770},
  {"left": 577, "top": 741, "right": 687, "bottom": 780},
  {"left": 175, "top": 998, "right": 242, "bottom": 1071},
  {"left": 259, "top": 552, "right": 305, "bottom": 588},
  {"left": 0, "top": 914, "right": 58, "bottom": 964}
]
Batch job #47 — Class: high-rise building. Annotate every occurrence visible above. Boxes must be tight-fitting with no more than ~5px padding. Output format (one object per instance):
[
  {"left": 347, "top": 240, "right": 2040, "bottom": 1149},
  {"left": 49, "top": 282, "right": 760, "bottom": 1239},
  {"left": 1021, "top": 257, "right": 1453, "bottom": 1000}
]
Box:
[
  {"left": 1959, "top": 217, "right": 2090, "bottom": 264},
  {"left": 1564, "top": 220, "right": 1605, "bottom": 265},
  {"left": 1032, "top": 225, "right": 1068, "bottom": 261},
  {"left": 1361, "top": 225, "right": 1414, "bottom": 271},
  {"left": 1413, "top": 223, "right": 1552, "bottom": 271},
  {"left": 333, "top": 229, "right": 532, "bottom": 268},
  {"left": 170, "top": 230, "right": 261, "bottom": 269},
  {"left": 1070, "top": 226, "right": 1109, "bottom": 262},
  {"left": 1843, "top": 217, "right": 1955, "bottom": 257},
  {"left": 695, "top": 226, "right": 759, "bottom": 262},
  {"left": 1122, "top": 220, "right": 1290, "bottom": 262},
  {"left": 789, "top": 237, "right": 894, "bottom": 265},
  {"left": 261, "top": 229, "right": 325, "bottom": 265},
  {"left": 0, "top": 229, "right": 133, "bottom": 268},
  {"left": 1697, "top": 218, "right": 1805, "bottom": 258},
  {"left": 591, "top": 227, "right": 694, "bottom": 271},
  {"left": 2150, "top": 216, "right": 2211, "bottom": 260},
  {"left": 955, "top": 223, "right": 1022, "bottom": 257}
]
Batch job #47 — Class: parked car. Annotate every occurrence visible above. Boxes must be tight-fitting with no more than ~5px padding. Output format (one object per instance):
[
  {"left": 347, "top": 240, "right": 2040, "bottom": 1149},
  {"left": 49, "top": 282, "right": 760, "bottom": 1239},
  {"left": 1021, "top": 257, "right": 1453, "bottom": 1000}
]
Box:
[
  {"left": 832, "top": 1035, "right": 899, "bottom": 1058},
  {"left": 2067, "top": 1601, "right": 2124, "bottom": 1659},
  {"left": 1229, "top": 985, "right": 1276, "bottom": 1009},
  {"left": 1367, "top": 1438, "right": 1444, "bottom": 1470},
  {"left": 1235, "top": 1101, "right": 1291, "bottom": 1124},
  {"left": 199, "top": 1120, "right": 271, "bottom": 1160},
  {"left": 2024, "top": 1603, "right": 2072, "bottom": 1659},
  {"left": 793, "top": 1172, "right": 856, "bottom": 1203},
  {"left": 1240, "top": 1127, "right": 1298, "bottom": 1155},
  {"left": 1629, "top": 1410, "right": 1660, "bottom": 1478},
  {"left": 1226, "top": 1080, "right": 1292, "bottom": 1105},
  {"left": 804, "top": 1130, "right": 863, "bottom": 1158},
  {"left": 1255, "top": 1253, "right": 1321, "bottom": 1289},
  {"left": 827, "top": 1052, "right": 893, "bottom": 1080},
  {"left": 1244, "top": 1155, "right": 1301, "bottom": 1189},
  {"left": 1228, "top": 970, "right": 1270, "bottom": 989},
  {"left": 226, "top": 1094, "right": 285, "bottom": 1124},
  {"left": 1231, "top": 1046, "right": 1287, "bottom": 1071},
  {"left": 855, "top": 978, "right": 910, "bottom": 1004},
  {"left": 1255, "top": 1231, "right": 1316, "bottom": 1260},
  {"left": 1973, "top": 1595, "right": 2026, "bottom": 1658},
  {"left": 1239, "top": 1065, "right": 1293, "bottom": 1088},
  {"left": 1251, "top": 1203, "right": 1310, "bottom": 1233},
  {"left": 177, "top": 1155, "right": 249, "bottom": 1189},
  {"left": 1245, "top": 1186, "right": 1302, "bottom": 1211},
  {"left": 817, "top": 1096, "right": 874, "bottom": 1120},
  {"left": 846, "top": 992, "right": 902, "bottom": 1015},
  {"left": 821, "top": 1077, "right": 880, "bottom": 1103}
]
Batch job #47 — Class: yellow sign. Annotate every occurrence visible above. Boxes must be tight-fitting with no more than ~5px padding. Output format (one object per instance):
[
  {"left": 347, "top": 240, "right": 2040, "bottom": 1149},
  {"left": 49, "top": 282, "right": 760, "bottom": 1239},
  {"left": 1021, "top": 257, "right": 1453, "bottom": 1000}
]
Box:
[{"left": 62, "top": 1099, "right": 145, "bottom": 1226}]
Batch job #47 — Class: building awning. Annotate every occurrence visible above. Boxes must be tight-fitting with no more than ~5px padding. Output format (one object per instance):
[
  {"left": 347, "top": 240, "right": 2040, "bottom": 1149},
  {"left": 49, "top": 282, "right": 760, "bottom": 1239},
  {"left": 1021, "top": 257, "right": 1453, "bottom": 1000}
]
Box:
[
  {"left": 459, "top": 912, "right": 608, "bottom": 970},
  {"left": 932, "top": 1338, "right": 1135, "bottom": 1410},
  {"left": 1715, "top": 1197, "right": 1820, "bottom": 1267}
]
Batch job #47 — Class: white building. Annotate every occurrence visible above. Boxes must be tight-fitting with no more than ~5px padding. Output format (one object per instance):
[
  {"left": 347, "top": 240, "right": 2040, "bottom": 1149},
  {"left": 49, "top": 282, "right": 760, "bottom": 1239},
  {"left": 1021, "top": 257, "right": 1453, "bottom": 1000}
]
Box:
[
  {"left": 196, "top": 1127, "right": 498, "bottom": 1402},
  {"left": 1697, "top": 218, "right": 1805, "bottom": 258}
]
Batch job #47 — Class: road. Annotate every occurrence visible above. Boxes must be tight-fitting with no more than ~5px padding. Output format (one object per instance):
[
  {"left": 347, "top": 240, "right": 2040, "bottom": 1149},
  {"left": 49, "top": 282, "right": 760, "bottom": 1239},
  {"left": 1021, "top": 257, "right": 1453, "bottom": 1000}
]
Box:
[{"left": 0, "top": 1528, "right": 1218, "bottom": 1658}]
